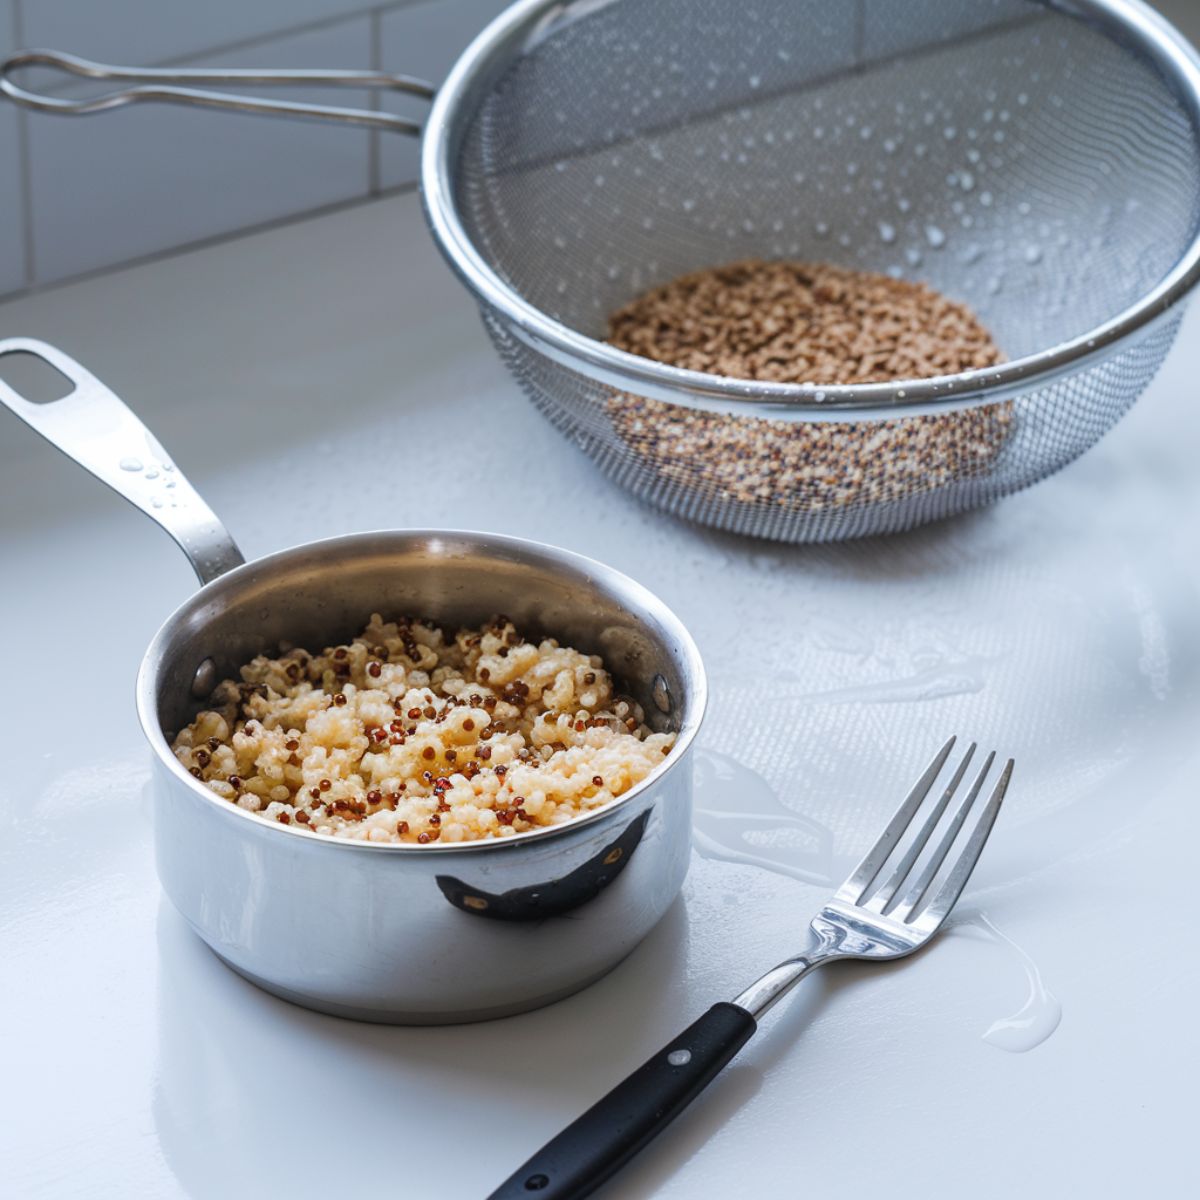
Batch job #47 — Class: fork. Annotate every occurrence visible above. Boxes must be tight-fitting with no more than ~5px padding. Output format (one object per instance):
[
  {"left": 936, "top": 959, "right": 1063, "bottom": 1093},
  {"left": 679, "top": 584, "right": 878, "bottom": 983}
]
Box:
[{"left": 488, "top": 737, "right": 1013, "bottom": 1200}]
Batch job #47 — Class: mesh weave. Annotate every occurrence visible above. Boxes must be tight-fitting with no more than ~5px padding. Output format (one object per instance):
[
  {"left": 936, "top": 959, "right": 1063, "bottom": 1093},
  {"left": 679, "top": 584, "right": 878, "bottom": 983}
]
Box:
[{"left": 452, "top": 0, "right": 1200, "bottom": 542}]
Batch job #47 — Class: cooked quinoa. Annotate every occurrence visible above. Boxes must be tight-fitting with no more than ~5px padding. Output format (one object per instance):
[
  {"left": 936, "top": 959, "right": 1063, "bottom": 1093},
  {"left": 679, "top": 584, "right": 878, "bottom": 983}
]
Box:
[{"left": 171, "top": 614, "right": 675, "bottom": 845}]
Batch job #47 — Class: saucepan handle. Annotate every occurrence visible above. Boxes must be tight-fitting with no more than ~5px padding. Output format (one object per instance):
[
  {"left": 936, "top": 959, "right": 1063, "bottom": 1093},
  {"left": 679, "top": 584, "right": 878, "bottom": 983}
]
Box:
[
  {"left": 0, "top": 337, "right": 245, "bottom": 585},
  {"left": 0, "top": 49, "right": 433, "bottom": 134}
]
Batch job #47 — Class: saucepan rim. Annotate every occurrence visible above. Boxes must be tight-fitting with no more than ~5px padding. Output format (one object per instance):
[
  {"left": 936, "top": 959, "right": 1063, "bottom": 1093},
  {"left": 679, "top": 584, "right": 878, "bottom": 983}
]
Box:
[{"left": 135, "top": 527, "right": 708, "bottom": 856}]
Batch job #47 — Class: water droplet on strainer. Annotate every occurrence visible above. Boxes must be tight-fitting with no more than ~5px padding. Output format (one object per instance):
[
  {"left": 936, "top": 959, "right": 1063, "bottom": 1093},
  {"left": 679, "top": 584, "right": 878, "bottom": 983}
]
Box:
[
  {"left": 1024, "top": 245, "right": 1043, "bottom": 265},
  {"left": 748, "top": 74, "right": 761, "bottom": 88},
  {"left": 552, "top": 234, "right": 567, "bottom": 250},
  {"left": 925, "top": 225, "right": 947, "bottom": 249},
  {"left": 151, "top": 497, "right": 165, "bottom": 509},
  {"left": 944, "top": 126, "right": 958, "bottom": 140},
  {"left": 815, "top": 221, "right": 830, "bottom": 238},
  {"left": 593, "top": 174, "right": 605, "bottom": 187},
  {"left": 988, "top": 276, "right": 1003, "bottom": 295},
  {"left": 814, "top": 389, "right": 827, "bottom": 401},
  {"left": 1018, "top": 92, "right": 1029, "bottom": 106},
  {"left": 1018, "top": 201, "right": 1032, "bottom": 215},
  {"left": 897, "top": 197, "right": 911, "bottom": 213},
  {"left": 883, "top": 138, "right": 898, "bottom": 154},
  {"left": 980, "top": 191, "right": 994, "bottom": 207},
  {"left": 166, "top": 480, "right": 176, "bottom": 489},
  {"left": 554, "top": 160, "right": 567, "bottom": 173},
  {"left": 144, "top": 469, "right": 159, "bottom": 480},
  {"left": 906, "top": 247, "right": 924, "bottom": 267},
  {"left": 682, "top": 197, "right": 696, "bottom": 212},
  {"left": 792, "top": 170, "right": 806, "bottom": 184},
  {"left": 860, "top": 125, "right": 873, "bottom": 140},
  {"left": 959, "top": 171, "right": 975, "bottom": 192},
  {"left": 119, "top": 457, "right": 143, "bottom": 472},
  {"left": 879, "top": 221, "right": 897, "bottom": 244}
]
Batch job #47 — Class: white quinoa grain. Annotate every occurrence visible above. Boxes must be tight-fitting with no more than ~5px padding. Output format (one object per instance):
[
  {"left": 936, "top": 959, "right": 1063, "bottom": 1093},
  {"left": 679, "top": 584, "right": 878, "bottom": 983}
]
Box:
[{"left": 172, "top": 614, "right": 674, "bottom": 845}]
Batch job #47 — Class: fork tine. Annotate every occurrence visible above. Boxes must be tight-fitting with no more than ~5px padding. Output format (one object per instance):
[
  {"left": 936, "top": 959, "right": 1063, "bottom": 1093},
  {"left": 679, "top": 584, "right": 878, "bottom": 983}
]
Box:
[
  {"left": 911, "top": 757, "right": 1013, "bottom": 927},
  {"left": 867, "top": 743, "right": 976, "bottom": 912},
  {"left": 885, "top": 750, "right": 994, "bottom": 920},
  {"left": 837, "top": 736, "right": 956, "bottom": 903}
]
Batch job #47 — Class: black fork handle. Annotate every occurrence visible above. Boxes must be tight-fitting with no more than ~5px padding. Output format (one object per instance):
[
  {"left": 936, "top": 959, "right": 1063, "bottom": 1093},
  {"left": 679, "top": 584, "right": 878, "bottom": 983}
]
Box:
[{"left": 486, "top": 1002, "right": 757, "bottom": 1200}]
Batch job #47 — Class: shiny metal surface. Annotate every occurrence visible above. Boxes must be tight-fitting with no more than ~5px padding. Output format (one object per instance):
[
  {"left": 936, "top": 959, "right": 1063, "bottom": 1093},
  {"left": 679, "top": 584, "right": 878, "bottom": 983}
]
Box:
[
  {"left": 732, "top": 738, "right": 1013, "bottom": 1020},
  {"left": 3, "top": 342, "right": 706, "bottom": 1023},
  {"left": 0, "top": 338, "right": 244, "bottom": 585},
  {"left": 423, "top": 0, "right": 1200, "bottom": 417},
  {"left": 6, "top": 1, "right": 1199, "bottom": 541},
  {"left": 0, "top": 49, "right": 433, "bottom": 134}
]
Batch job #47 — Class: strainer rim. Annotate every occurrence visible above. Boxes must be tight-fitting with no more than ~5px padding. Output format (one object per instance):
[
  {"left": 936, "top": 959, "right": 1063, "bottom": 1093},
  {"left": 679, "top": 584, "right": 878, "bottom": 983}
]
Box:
[{"left": 423, "top": 0, "right": 1200, "bottom": 417}]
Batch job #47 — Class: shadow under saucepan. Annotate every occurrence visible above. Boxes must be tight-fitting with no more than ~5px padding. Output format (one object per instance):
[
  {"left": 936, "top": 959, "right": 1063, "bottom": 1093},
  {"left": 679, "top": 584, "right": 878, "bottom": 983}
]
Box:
[{"left": 152, "top": 892, "right": 692, "bottom": 1200}]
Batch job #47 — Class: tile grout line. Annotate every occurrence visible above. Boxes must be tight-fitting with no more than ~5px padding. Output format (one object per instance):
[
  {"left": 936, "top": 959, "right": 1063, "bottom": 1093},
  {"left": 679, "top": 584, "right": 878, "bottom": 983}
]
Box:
[
  {"left": 0, "top": 182, "right": 421, "bottom": 308},
  {"left": 368, "top": 6, "right": 383, "bottom": 197},
  {"left": 21, "top": 0, "right": 425, "bottom": 88},
  {"left": 6, "top": 0, "right": 425, "bottom": 289}
]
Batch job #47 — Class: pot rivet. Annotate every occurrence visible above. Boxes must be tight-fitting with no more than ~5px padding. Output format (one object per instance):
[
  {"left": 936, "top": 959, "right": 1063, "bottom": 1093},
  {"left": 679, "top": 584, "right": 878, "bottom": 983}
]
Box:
[
  {"left": 651, "top": 673, "right": 672, "bottom": 714},
  {"left": 191, "top": 657, "right": 217, "bottom": 699}
]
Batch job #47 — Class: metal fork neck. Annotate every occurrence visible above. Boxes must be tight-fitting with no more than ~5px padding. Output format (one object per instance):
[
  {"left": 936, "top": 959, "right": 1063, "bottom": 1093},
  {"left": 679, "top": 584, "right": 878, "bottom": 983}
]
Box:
[
  {"left": 731, "top": 954, "right": 828, "bottom": 1021},
  {"left": 732, "top": 920, "right": 847, "bottom": 1019}
]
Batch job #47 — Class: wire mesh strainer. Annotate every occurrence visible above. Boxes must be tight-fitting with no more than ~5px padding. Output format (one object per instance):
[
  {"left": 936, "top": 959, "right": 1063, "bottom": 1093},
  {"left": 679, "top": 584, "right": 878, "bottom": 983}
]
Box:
[{"left": 422, "top": 0, "right": 1200, "bottom": 542}]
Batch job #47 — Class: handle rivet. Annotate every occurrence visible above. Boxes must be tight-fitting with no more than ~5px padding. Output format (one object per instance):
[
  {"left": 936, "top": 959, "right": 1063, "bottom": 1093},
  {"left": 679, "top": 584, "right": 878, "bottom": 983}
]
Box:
[
  {"left": 651, "top": 674, "right": 672, "bottom": 714},
  {"left": 191, "top": 657, "right": 217, "bottom": 699},
  {"left": 524, "top": 1174, "right": 550, "bottom": 1191},
  {"left": 667, "top": 1048, "right": 691, "bottom": 1066}
]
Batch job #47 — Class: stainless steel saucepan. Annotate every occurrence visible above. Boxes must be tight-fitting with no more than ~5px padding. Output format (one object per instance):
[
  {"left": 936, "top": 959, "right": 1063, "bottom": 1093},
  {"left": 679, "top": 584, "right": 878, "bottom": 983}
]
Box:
[{"left": 0, "top": 337, "right": 706, "bottom": 1024}]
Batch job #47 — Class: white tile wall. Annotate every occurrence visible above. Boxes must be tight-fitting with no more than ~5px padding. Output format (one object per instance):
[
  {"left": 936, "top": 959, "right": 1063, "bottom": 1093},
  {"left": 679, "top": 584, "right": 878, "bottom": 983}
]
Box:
[
  {"left": 25, "top": 18, "right": 373, "bottom": 283},
  {"left": 21, "top": 0, "right": 385, "bottom": 68},
  {"left": 0, "top": 0, "right": 26, "bottom": 292},
  {"left": 1155, "top": 0, "right": 1200, "bottom": 44},
  {"left": 377, "top": 0, "right": 509, "bottom": 189},
  {"left": 0, "top": 0, "right": 1197, "bottom": 297}
]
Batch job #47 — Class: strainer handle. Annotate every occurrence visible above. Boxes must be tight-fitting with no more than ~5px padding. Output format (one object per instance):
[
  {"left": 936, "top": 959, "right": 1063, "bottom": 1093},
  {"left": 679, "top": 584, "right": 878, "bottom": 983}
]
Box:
[
  {"left": 0, "top": 338, "right": 245, "bottom": 586},
  {"left": 0, "top": 49, "right": 433, "bottom": 134}
]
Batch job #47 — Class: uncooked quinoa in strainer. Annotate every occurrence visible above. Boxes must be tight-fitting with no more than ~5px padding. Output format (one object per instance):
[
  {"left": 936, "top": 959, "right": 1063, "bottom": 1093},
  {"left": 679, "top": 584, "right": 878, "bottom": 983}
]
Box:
[
  {"left": 172, "top": 614, "right": 674, "bottom": 844},
  {"left": 606, "top": 260, "right": 1011, "bottom": 511}
]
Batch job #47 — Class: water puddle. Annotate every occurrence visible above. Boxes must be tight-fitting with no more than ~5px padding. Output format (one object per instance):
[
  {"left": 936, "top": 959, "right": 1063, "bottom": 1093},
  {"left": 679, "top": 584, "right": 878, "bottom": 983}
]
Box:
[
  {"left": 693, "top": 750, "right": 1062, "bottom": 1052},
  {"left": 954, "top": 912, "right": 1062, "bottom": 1053}
]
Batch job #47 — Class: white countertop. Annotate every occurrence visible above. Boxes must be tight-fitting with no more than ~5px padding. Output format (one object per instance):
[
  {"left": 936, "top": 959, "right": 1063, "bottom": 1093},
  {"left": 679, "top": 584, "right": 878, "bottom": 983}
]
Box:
[{"left": 2, "top": 190, "right": 1198, "bottom": 1199}]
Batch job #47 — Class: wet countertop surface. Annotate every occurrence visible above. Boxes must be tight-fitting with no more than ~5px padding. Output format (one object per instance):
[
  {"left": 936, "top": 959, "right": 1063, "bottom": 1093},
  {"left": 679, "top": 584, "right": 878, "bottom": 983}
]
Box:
[{"left": 1, "top": 191, "right": 1198, "bottom": 1198}]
